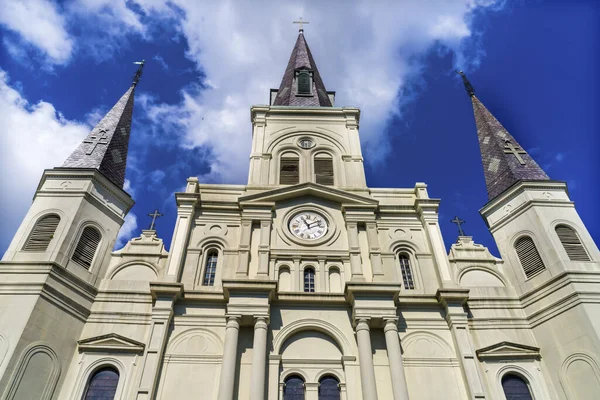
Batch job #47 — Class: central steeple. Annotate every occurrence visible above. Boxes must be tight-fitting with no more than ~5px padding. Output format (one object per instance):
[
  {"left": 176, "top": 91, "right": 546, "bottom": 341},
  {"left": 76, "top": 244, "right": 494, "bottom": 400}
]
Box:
[{"left": 271, "top": 31, "right": 334, "bottom": 107}]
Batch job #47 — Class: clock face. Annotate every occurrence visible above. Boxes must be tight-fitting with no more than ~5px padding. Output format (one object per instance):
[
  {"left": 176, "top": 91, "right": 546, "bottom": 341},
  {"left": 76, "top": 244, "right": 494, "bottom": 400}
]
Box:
[{"left": 289, "top": 211, "right": 328, "bottom": 240}]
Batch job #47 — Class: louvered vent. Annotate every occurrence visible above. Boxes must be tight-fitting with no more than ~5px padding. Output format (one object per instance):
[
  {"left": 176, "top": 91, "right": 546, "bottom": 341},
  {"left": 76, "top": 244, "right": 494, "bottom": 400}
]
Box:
[
  {"left": 280, "top": 158, "right": 299, "bottom": 185},
  {"left": 71, "top": 227, "right": 101, "bottom": 269},
  {"left": 22, "top": 214, "right": 60, "bottom": 251},
  {"left": 315, "top": 158, "right": 334, "bottom": 185},
  {"left": 297, "top": 71, "right": 311, "bottom": 95},
  {"left": 515, "top": 236, "right": 546, "bottom": 278},
  {"left": 556, "top": 225, "right": 590, "bottom": 261}
]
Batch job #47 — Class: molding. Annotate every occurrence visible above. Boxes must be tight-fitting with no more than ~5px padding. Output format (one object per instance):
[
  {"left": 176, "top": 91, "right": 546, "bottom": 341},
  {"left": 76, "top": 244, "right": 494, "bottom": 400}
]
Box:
[
  {"left": 476, "top": 341, "right": 541, "bottom": 361},
  {"left": 78, "top": 333, "right": 145, "bottom": 353}
]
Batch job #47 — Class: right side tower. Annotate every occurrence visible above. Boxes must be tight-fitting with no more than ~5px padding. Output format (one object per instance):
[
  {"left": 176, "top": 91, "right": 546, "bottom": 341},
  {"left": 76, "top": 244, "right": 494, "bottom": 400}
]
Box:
[{"left": 461, "top": 72, "right": 600, "bottom": 399}]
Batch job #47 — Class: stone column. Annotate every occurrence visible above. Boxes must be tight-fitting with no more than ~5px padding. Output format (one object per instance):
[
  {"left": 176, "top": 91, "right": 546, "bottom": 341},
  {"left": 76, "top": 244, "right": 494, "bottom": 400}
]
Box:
[
  {"left": 218, "top": 315, "right": 241, "bottom": 400},
  {"left": 355, "top": 318, "right": 378, "bottom": 400},
  {"left": 250, "top": 317, "right": 269, "bottom": 400},
  {"left": 383, "top": 318, "right": 410, "bottom": 400}
]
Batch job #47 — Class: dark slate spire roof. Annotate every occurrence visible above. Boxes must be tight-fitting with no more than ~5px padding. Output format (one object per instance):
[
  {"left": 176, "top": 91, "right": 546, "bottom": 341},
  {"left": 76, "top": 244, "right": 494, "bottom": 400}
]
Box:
[
  {"left": 460, "top": 72, "right": 549, "bottom": 200},
  {"left": 273, "top": 31, "right": 332, "bottom": 107},
  {"left": 61, "top": 85, "right": 136, "bottom": 188}
]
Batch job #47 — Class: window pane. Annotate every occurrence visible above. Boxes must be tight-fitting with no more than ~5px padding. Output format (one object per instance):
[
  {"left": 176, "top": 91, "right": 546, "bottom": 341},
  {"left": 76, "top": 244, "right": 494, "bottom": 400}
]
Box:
[
  {"left": 203, "top": 252, "right": 218, "bottom": 286},
  {"left": 297, "top": 72, "right": 311, "bottom": 95},
  {"left": 502, "top": 374, "right": 533, "bottom": 400},
  {"left": 84, "top": 368, "right": 119, "bottom": 400},
  {"left": 304, "top": 269, "right": 315, "bottom": 293},
  {"left": 315, "top": 158, "right": 334, "bottom": 185},
  {"left": 319, "top": 376, "right": 340, "bottom": 400},
  {"left": 399, "top": 255, "right": 414, "bottom": 290},
  {"left": 284, "top": 376, "right": 305, "bottom": 400},
  {"left": 280, "top": 158, "right": 299, "bottom": 184}
]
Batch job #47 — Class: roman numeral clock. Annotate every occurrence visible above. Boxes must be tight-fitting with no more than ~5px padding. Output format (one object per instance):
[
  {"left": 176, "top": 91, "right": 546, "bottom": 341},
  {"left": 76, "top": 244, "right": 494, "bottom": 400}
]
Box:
[{"left": 289, "top": 211, "right": 328, "bottom": 240}]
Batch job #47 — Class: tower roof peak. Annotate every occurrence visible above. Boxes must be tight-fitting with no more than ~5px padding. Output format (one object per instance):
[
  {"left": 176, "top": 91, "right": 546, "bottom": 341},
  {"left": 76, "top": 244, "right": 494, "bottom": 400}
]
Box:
[
  {"left": 61, "top": 65, "right": 141, "bottom": 188},
  {"left": 465, "top": 76, "right": 549, "bottom": 199},
  {"left": 272, "top": 31, "right": 333, "bottom": 107}
]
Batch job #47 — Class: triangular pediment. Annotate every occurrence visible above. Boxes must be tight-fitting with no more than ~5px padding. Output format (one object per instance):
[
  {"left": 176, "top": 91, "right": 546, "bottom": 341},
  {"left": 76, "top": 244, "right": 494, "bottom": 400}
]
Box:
[
  {"left": 78, "top": 333, "right": 145, "bottom": 353},
  {"left": 239, "top": 183, "right": 378, "bottom": 208},
  {"left": 476, "top": 341, "right": 540, "bottom": 360}
]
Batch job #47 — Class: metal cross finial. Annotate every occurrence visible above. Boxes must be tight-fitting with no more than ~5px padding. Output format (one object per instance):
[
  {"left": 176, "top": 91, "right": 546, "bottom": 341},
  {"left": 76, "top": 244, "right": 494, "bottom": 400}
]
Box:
[
  {"left": 147, "top": 209, "right": 163, "bottom": 231},
  {"left": 451, "top": 216, "right": 466, "bottom": 236},
  {"left": 83, "top": 129, "right": 109, "bottom": 155},
  {"left": 132, "top": 59, "right": 145, "bottom": 87},
  {"left": 503, "top": 140, "right": 527, "bottom": 165},
  {"left": 293, "top": 17, "right": 309, "bottom": 32}
]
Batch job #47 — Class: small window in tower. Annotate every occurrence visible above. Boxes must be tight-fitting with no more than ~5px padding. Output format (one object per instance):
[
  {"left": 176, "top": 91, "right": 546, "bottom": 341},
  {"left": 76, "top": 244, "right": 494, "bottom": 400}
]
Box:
[
  {"left": 399, "top": 254, "right": 415, "bottom": 290},
  {"left": 22, "top": 214, "right": 60, "bottom": 251},
  {"left": 71, "top": 226, "right": 101, "bottom": 269},
  {"left": 515, "top": 236, "right": 546, "bottom": 278},
  {"left": 314, "top": 153, "right": 334, "bottom": 186},
  {"left": 203, "top": 250, "right": 218, "bottom": 286},
  {"left": 555, "top": 225, "right": 590, "bottom": 261},
  {"left": 296, "top": 70, "right": 312, "bottom": 96},
  {"left": 280, "top": 155, "right": 300, "bottom": 185}
]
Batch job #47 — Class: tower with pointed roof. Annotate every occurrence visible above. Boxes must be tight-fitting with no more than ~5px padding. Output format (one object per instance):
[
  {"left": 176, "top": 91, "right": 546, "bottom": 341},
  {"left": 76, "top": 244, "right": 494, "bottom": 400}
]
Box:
[{"left": 0, "top": 72, "right": 138, "bottom": 397}]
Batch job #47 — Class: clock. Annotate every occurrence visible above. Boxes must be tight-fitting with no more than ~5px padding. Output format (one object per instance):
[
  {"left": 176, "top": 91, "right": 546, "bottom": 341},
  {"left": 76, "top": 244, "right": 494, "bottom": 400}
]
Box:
[{"left": 289, "top": 211, "right": 328, "bottom": 240}]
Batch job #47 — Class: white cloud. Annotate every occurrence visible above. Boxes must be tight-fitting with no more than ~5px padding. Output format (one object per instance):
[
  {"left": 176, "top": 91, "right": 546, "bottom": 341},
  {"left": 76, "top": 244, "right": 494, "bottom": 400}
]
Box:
[
  {"left": 0, "top": 69, "right": 89, "bottom": 249},
  {"left": 0, "top": 0, "right": 73, "bottom": 64},
  {"left": 136, "top": 0, "right": 501, "bottom": 183},
  {"left": 116, "top": 212, "right": 138, "bottom": 248}
]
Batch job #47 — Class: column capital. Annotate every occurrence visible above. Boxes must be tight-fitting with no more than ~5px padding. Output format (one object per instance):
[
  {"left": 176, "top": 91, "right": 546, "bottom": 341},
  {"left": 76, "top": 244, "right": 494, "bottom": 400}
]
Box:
[
  {"left": 383, "top": 317, "right": 399, "bottom": 333},
  {"left": 254, "top": 316, "right": 269, "bottom": 330},
  {"left": 225, "top": 314, "right": 241, "bottom": 329},
  {"left": 354, "top": 317, "right": 371, "bottom": 331}
]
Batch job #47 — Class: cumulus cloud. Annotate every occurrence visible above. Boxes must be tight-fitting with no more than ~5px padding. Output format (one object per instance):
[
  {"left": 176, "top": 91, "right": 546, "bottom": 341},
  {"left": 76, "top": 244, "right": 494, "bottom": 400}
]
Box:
[
  {"left": 0, "top": 0, "right": 73, "bottom": 64},
  {"left": 116, "top": 212, "right": 138, "bottom": 248},
  {"left": 0, "top": 69, "right": 89, "bottom": 247}
]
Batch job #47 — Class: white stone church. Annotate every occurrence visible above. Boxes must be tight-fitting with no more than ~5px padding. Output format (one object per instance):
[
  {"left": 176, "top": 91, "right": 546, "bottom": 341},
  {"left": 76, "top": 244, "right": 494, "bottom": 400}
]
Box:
[{"left": 1, "top": 29, "right": 599, "bottom": 400}]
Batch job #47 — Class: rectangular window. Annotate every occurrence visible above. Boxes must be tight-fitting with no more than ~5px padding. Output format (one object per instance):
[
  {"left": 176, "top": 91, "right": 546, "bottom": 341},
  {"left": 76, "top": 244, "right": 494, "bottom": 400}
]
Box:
[
  {"left": 280, "top": 158, "right": 299, "bottom": 185},
  {"left": 314, "top": 159, "right": 334, "bottom": 185}
]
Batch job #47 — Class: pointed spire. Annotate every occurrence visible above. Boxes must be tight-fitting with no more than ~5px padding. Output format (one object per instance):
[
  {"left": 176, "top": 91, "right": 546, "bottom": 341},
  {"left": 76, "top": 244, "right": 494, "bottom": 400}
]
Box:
[
  {"left": 458, "top": 71, "right": 475, "bottom": 97},
  {"left": 464, "top": 74, "right": 550, "bottom": 199},
  {"left": 272, "top": 31, "right": 332, "bottom": 107},
  {"left": 61, "top": 78, "right": 138, "bottom": 189}
]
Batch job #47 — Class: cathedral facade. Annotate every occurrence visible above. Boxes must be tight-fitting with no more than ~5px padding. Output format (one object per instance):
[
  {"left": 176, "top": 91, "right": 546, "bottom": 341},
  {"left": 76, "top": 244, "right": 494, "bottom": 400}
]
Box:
[{"left": 1, "top": 30, "right": 599, "bottom": 400}]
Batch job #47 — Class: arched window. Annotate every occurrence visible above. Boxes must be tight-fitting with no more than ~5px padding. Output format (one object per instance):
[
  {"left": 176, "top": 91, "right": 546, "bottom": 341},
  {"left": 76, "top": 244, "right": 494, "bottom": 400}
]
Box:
[
  {"left": 71, "top": 226, "right": 101, "bottom": 269},
  {"left": 515, "top": 236, "right": 546, "bottom": 278},
  {"left": 203, "top": 250, "right": 218, "bottom": 286},
  {"left": 284, "top": 375, "right": 305, "bottom": 400},
  {"left": 319, "top": 376, "right": 340, "bottom": 400},
  {"left": 280, "top": 152, "right": 300, "bottom": 185},
  {"left": 501, "top": 374, "right": 533, "bottom": 400},
  {"left": 398, "top": 254, "right": 415, "bottom": 290},
  {"left": 556, "top": 225, "right": 590, "bottom": 261},
  {"left": 22, "top": 214, "right": 60, "bottom": 251},
  {"left": 304, "top": 267, "right": 315, "bottom": 293},
  {"left": 314, "top": 153, "right": 334, "bottom": 186},
  {"left": 83, "top": 367, "right": 119, "bottom": 400}
]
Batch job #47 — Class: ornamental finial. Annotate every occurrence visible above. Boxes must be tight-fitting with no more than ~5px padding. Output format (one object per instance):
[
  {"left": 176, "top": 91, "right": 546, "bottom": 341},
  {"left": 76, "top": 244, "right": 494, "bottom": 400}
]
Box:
[{"left": 132, "top": 59, "right": 145, "bottom": 87}]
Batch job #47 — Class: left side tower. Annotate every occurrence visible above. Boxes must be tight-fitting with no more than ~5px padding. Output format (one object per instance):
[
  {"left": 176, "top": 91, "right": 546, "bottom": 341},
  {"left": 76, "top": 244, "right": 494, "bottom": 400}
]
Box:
[{"left": 0, "top": 68, "right": 140, "bottom": 399}]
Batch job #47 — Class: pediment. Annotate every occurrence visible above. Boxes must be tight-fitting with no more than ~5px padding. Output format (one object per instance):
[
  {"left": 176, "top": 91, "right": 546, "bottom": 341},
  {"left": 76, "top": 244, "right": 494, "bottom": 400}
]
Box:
[
  {"left": 476, "top": 341, "right": 540, "bottom": 361},
  {"left": 78, "top": 333, "right": 145, "bottom": 354},
  {"left": 239, "top": 183, "right": 378, "bottom": 208}
]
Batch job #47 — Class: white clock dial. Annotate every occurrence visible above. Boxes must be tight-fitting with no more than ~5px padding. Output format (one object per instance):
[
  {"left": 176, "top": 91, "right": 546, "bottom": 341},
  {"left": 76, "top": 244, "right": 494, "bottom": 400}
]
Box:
[{"left": 289, "top": 211, "right": 328, "bottom": 240}]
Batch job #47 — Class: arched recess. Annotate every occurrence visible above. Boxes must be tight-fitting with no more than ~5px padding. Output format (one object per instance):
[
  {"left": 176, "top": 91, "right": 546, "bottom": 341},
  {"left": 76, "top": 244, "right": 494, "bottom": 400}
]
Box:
[
  {"left": 496, "top": 365, "right": 542, "bottom": 400},
  {"left": 0, "top": 334, "right": 8, "bottom": 367},
  {"left": 191, "top": 238, "right": 228, "bottom": 288},
  {"left": 328, "top": 266, "right": 342, "bottom": 293},
  {"left": 109, "top": 260, "right": 159, "bottom": 281},
  {"left": 68, "top": 220, "right": 106, "bottom": 272},
  {"left": 167, "top": 328, "right": 224, "bottom": 356},
  {"left": 267, "top": 129, "right": 349, "bottom": 155},
  {"left": 458, "top": 266, "right": 506, "bottom": 287},
  {"left": 279, "top": 265, "right": 292, "bottom": 291},
  {"left": 3, "top": 343, "right": 61, "bottom": 400},
  {"left": 273, "top": 319, "right": 352, "bottom": 357},
  {"left": 389, "top": 242, "right": 423, "bottom": 290},
  {"left": 72, "top": 358, "right": 126, "bottom": 400},
  {"left": 401, "top": 331, "right": 454, "bottom": 360},
  {"left": 560, "top": 353, "right": 600, "bottom": 400}
]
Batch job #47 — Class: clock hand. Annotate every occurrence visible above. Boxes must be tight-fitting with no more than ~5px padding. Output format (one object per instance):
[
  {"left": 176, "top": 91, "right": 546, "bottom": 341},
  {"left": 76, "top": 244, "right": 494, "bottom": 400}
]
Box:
[{"left": 301, "top": 217, "right": 310, "bottom": 229}]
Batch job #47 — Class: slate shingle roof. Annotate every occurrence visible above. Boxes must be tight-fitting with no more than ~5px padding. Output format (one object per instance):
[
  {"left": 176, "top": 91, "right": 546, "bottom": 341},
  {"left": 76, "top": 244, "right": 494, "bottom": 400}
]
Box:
[
  {"left": 273, "top": 32, "right": 332, "bottom": 107},
  {"left": 61, "top": 85, "right": 136, "bottom": 188},
  {"left": 461, "top": 73, "right": 549, "bottom": 200}
]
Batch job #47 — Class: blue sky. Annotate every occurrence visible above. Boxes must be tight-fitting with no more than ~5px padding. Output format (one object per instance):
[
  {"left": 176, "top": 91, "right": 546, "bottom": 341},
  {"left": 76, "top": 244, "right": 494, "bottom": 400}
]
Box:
[{"left": 0, "top": 0, "right": 598, "bottom": 256}]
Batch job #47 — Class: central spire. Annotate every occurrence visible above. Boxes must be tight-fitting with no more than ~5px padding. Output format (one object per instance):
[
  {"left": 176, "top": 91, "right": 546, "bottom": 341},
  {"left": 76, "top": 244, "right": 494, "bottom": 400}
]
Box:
[{"left": 272, "top": 31, "right": 333, "bottom": 107}]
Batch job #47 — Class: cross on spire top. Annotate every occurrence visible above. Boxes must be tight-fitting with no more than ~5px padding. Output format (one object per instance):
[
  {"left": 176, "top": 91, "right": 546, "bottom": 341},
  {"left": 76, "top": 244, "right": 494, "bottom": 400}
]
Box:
[
  {"left": 451, "top": 216, "right": 466, "bottom": 236},
  {"left": 147, "top": 209, "right": 163, "bottom": 231},
  {"left": 293, "top": 17, "right": 309, "bottom": 32}
]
